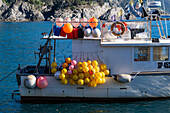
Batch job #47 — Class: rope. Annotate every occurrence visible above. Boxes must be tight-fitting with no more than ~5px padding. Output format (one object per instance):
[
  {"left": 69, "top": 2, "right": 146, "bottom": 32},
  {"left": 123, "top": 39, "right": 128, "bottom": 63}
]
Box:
[{"left": 0, "top": 68, "right": 18, "bottom": 82}]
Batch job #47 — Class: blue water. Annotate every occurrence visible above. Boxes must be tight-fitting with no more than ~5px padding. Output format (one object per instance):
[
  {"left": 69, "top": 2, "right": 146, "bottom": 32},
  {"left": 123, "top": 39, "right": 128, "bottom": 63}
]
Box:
[{"left": 0, "top": 21, "right": 170, "bottom": 113}]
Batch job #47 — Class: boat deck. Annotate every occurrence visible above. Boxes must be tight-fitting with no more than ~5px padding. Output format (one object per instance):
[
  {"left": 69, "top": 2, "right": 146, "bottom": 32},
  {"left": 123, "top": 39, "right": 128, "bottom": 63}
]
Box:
[{"left": 42, "top": 35, "right": 170, "bottom": 47}]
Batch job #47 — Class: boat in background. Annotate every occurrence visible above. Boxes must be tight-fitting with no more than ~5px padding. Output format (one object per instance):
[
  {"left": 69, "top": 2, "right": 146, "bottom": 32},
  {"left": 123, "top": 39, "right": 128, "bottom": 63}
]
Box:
[{"left": 13, "top": 0, "right": 170, "bottom": 103}]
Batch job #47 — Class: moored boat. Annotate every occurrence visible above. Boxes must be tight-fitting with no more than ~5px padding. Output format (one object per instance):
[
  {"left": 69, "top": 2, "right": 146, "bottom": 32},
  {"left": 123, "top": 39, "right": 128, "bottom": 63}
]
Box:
[{"left": 14, "top": 0, "right": 170, "bottom": 103}]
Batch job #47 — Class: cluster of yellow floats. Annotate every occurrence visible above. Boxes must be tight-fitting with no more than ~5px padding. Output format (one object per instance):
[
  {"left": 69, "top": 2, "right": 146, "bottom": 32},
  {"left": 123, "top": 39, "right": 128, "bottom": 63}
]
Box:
[{"left": 51, "top": 58, "right": 109, "bottom": 87}]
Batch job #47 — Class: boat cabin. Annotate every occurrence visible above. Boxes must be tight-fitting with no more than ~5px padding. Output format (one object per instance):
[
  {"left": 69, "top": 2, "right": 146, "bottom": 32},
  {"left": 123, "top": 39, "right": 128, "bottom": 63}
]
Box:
[{"left": 40, "top": 20, "right": 170, "bottom": 75}]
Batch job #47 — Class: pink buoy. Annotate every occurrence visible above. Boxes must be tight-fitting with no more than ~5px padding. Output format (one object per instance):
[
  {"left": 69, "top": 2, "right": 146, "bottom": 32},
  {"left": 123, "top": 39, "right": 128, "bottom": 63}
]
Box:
[
  {"left": 63, "top": 17, "right": 71, "bottom": 23},
  {"left": 67, "top": 70, "right": 72, "bottom": 75},
  {"left": 55, "top": 17, "right": 63, "bottom": 27},
  {"left": 36, "top": 76, "right": 48, "bottom": 89},
  {"left": 72, "top": 17, "right": 80, "bottom": 28},
  {"left": 69, "top": 65, "right": 74, "bottom": 70},
  {"left": 71, "top": 60, "right": 77, "bottom": 66},
  {"left": 80, "top": 17, "right": 88, "bottom": 27}
]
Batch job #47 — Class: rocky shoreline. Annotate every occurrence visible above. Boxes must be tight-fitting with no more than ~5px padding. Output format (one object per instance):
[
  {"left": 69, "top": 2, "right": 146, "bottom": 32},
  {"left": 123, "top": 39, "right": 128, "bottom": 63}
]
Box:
[{"left": 0, "top": 0, "right": 132, "bottom": 22}]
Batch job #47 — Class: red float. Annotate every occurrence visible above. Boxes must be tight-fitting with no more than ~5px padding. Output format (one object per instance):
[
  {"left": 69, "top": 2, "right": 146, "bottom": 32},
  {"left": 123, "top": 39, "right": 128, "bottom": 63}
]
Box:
[{"left": 36, "top": 76, "right": 48, "bottom": 89}]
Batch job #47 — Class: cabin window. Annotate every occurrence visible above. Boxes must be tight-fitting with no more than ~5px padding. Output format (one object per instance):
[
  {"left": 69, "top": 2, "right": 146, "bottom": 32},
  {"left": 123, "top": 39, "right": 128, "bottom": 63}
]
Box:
[
  {"left": 153, "top": 47, "right": 169, "bottom": 61},
  {"left": 134, "top": 47, "right": 150, "bottom": 61}
]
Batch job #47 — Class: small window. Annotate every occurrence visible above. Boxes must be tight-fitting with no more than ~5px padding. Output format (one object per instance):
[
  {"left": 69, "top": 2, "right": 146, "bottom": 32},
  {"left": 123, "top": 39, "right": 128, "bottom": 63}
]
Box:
[
  {"left": 153, "top": 47, "right": 169, "bottom": 61},
  {"left": 134, "top": 47, "right": 150, "bottom": 61}
]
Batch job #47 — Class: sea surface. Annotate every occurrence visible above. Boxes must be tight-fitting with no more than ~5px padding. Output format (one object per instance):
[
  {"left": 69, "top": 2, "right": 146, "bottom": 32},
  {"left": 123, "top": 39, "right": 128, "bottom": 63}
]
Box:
[{"left": 0, "top": 21, "right": 170, "bottom": 113}]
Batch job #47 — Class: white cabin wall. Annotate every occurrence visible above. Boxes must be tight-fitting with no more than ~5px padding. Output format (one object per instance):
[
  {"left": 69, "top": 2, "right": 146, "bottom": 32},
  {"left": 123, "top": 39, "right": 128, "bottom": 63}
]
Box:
[
  {"left": 132, "top": 47, "right": 156, "bottom": 72},
  {"left": 102, "top": 47, "right": 132, "bottom": 74},
  {"left": 72, "top": 40, "right": 170, "bottom": 74},
  {"left": 132, "top": 47, "right": 170, "bottom": 72},
  {"left": 72, "top": 40, "right": 133, "bottom": 74},
  {"left": 72, "top": 40, "right": 102, "bottom": 62}
]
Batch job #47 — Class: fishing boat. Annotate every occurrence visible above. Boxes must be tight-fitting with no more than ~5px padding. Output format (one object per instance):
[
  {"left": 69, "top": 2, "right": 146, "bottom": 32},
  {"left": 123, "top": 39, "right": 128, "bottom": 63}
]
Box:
[{"left": 13, "top": 0, "right": 170, "bottom": 103}]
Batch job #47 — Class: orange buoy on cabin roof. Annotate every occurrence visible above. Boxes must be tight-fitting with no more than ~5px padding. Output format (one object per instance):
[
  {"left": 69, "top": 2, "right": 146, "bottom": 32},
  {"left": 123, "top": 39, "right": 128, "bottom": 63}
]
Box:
[
  {"left": 89, "top": 17, "right": 98, "bottom": 28},
  {"left": 63, "top": 23, "right": 73, "bottom": 33}
]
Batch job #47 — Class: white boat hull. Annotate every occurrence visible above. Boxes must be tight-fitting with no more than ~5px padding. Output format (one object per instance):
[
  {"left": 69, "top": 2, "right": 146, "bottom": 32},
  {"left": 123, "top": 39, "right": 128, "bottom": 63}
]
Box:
[{"left": 18, "top": 74, "right": 170, "bottom": 103}]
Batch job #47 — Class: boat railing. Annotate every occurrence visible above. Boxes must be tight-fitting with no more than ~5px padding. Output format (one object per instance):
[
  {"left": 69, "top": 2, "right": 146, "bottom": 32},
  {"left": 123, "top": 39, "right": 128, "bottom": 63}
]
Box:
[
  {"left": 42, "top": 20, "right": 150, "bottom": 42},
  {"left": 100, "top": 20, "right": 150, "bottom": 42}
]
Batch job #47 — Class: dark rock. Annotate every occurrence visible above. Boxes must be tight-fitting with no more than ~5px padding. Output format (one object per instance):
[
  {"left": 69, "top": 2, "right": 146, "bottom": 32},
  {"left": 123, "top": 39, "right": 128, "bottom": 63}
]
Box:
[
  {"left": 0, "top": 1, "right": 134, "bottom": 22},
  {"left": 32, "top": 11, "right": 45, "bottom": 21}
]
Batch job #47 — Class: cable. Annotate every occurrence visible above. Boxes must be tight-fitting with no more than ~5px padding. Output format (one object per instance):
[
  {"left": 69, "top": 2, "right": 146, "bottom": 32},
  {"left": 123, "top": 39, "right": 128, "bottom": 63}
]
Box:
[{"left": 0, "top": 68, "right": 18, "bottom": 82}]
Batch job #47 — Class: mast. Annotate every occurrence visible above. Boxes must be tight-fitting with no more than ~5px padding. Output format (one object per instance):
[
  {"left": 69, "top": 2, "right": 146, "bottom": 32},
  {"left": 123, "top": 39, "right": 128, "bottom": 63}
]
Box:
[
  {"left": 35, "top": 29, "right": 53, "bottom": 74},
  {"left": 163, "top": 0, "right": 168, "bottom": 37}
]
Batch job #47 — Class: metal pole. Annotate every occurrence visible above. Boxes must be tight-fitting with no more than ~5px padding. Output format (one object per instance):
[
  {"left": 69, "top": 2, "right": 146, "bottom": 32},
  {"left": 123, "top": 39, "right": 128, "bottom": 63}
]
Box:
[
  {"left": 54, "top": 39, "right": 56, "bottom": 62},
  {"left": 159, "top": 17, "right": 165, "bottom": 38},
  {"left": 163, "top": 0, "right": 168, "bottom": 37},
  {"left": 49, "top": 39, "right": 51, "bottom": 74},
  {"left": 100, "top": 21, "right": 103, "bottom": 42},
  {"left": 156, "top": 16, "right": 162, "bottom": 38},
  {"left": 150, "top": 16, "right": 152, "bottom": 40}
]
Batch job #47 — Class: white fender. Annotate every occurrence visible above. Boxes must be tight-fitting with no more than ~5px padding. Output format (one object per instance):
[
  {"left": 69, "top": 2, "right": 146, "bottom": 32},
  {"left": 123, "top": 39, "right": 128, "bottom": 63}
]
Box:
[
  {"left": 54, "top": 71, "right": 61, "bottom": 80},
  {"left": 116, "top": 74, "right": 132, "bottom": 83},
  {"left": 24, "top": 75, "right": 36, "bottom": 89}
]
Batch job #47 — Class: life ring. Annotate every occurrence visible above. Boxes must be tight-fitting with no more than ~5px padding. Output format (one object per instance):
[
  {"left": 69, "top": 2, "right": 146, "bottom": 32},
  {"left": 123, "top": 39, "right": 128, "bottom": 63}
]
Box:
[
  {"left": 111, "top": 21, "right": 126, "bottom": 36},
  {"left": 123, "top": 22, "right": 128, "bottom": 31}
]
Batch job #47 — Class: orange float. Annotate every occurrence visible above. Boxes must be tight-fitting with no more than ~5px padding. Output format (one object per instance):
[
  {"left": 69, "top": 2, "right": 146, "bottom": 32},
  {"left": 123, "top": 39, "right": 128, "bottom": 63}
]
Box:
[
  {"left": 63, "top": 23, "right": 73, "bottom": 33},
  {"left": 89, "top": 17, "right": 98, "bottom": 28}
]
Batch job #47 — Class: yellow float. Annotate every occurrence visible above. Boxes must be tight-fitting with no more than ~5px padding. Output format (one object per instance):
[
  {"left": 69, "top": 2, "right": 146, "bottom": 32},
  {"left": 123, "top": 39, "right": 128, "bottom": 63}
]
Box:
[
  {"left": 104, "top": 69, "right": 110, "bottom": 76},
  {"left": 72, "top": 69, "right": 78, "bottom": 75},
  {"left": 94, "top": 66, "right": 100, "bottom": 72},
  {"left": 84, "top": 72, "right": 90, "bottom": 78},
  {"left": 61, "top": 68, "right": 67, "bottom": 74},
  {"left": 59, "top": 74, "right": 65, "bottom": 80},
  {"left": 51, "top": 68, "right": 57, "bottom": 74},
  {"left": 82, "top": 62, "right": 88, "bottom": 67},
  {"left": 51, "top": 62, "right": 57, "bottom": 68},
  {"left": 85, "top": 78, "right": 90, "bottom": 84},
  {"left": 78, "top": 73, "right": 84, "bottom": 79},
  {"left": 87, "top": 60, "right": 91, "bottom": 65},
  {"left": 78, "top": 66, "right": 83, "bottom": 73},
  {"left": 59, "top": 59, "right": 109, "bottom": 87},
  {"left": 92, "top": 60, "right": 98, "bottom": 67},
  {"left": 82, "top": 66, "right": 89, "bottom": 73},
  {"left": 69, "top": 79, "right": 75, "bottom": 85},
  {"left": 100, "top": 64, "right": 107, "bottom": 71},
  {"left": 88, "top": 65, "right": 93, "bottom": 71},
  {"left": 61, "top": 79, "right": 68, "bottom": 85},
  {"left": 78, "top": 79, "right": 84, "bottom": 85},
  {"left": 77, "top": 62, "right": 82, "bottom": 67},
  {"left": 72, "top": 75, "right": 79, "bottom": 81}
]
